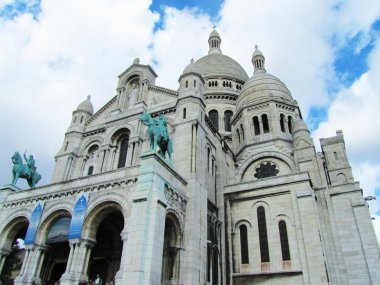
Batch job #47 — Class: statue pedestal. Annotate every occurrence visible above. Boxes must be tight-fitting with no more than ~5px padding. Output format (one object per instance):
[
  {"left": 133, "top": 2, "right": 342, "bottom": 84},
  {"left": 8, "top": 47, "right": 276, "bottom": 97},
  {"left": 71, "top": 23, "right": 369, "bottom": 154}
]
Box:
[
  {"left": 118, "top": 151, "right": 186, "bottom": 285},
  {"left": 0, "top": 184, "right": 20, "bottom": 208}
]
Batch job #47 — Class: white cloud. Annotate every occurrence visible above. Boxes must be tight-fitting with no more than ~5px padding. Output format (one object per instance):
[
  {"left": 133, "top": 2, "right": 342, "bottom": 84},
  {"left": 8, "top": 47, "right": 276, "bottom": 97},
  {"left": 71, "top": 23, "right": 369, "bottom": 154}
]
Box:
[
  {"left": 0, "top": 0, "right": 158, "bottom": 186},
  {"left": 0, "top": 0, "right": 13, "bottom": 9},
  {"left": 152, "top": 7, "right": 213, "bottom": 89}
]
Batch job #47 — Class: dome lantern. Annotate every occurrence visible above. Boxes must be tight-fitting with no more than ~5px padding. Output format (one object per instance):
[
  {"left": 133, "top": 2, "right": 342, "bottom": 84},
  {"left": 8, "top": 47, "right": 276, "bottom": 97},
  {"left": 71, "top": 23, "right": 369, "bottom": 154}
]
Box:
[
  {"left": 252, "top": 45, "right": 266, "bottom": 74},
  {"left": 208, "top": 26, "right": 222, "bottom": 55}
]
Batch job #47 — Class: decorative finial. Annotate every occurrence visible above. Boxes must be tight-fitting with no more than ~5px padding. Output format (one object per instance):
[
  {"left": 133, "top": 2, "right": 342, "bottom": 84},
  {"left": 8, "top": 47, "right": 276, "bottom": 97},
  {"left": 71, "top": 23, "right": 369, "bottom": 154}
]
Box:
[
  {"left": 133, "top": 58, "right": 140, "bottom": 64},
  {"left": 190, "top": 58, "right": 194, "bottom": 64},
  {"left": 255, "top": 44, "right": 258, "bottom": 50},
  {"left": 212, "top": 25, "right": 216, "bottom": 29},
  {"left": 87, "top": 94, "right": 91, "bottom": 100}
]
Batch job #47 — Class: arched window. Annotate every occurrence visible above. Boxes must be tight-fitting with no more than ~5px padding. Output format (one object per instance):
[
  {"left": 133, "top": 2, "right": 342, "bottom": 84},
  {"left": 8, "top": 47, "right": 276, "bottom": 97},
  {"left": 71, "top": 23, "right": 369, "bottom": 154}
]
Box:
[
  {"left": 280, "top": 114, "right": 285, "bottom": 132},
  {"left": 279, "top": 221, "right": 290, "bottom": 261},
  {"left": 183, "top": 108, "right": 187, "bottom": 119},
  {"left": 257, "top": 206, "right": 270, "bottom": 262},
  {"left": 240, "top": 124, "right": 245, "bottom": 140},
  {"left": 161, "top": 215, "right": 181, "bottom": 284},
  {"left": 117, "top": 136, "right": 129, "bottom": 168},
  {"left": 287, "top": 116, "right": 293, "bottom": 133},
  {"left": 237, "top": 128, "right": 241, "bottom": 144},
  {"left": 262, "top": 114, "right": 269, "bottom": 133},
  {"left": 88, "top": 166, "right": 94, "bottom": 175},
  {"left": 194, "top": 80, "right": 196, "bottom": 87},
  {"left": 224, "top": 110, "right": 233, "bottom": 132},
  {"left": 253, "top": 116, "right": 260, "bottom": 135},
  {"left": 209, "top": 110, "right": 219, "bottom": 130},
  {"left": 80, "top": 116, "right": 84, "bottom": 123},
  {"left": 209, "top": 81, "right": 211, "bottom": 87},
  {"left": 334, "top": 151, "right": 338, "bottom": 160},
  {"left": 186, "top": 81, "right": 188, "bottom": 88},
  {"left": 239, "top": 225, "right": 249, "bottom": 264}
]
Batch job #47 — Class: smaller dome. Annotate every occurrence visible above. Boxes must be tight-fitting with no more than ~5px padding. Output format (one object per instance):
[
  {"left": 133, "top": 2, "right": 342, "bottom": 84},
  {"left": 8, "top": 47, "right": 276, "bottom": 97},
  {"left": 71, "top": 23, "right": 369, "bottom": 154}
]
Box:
[
  {"left": 209, "top": 29, "right": 221, "bottom": 39},
  {"left": 76, "top": 95, "right": 94, "bottom": 115},
  {"left": 182, "top": 58, "right": 201, "bottom": 76},
  {"left": 237, "top": 73, "right": 293, "bottom": 110},
  {"left": 252, "top": 45, "right": 264, "bottom": 58}
]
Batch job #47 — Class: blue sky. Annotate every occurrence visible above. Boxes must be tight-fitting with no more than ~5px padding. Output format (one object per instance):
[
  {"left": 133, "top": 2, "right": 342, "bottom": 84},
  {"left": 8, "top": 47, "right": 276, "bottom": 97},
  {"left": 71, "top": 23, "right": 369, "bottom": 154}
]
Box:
[
  {"left": 1, "top": 0, "right": 380, "bottom": 241},
  {"left": 0, "top": 0, "right": 376, "bottom": 132}
]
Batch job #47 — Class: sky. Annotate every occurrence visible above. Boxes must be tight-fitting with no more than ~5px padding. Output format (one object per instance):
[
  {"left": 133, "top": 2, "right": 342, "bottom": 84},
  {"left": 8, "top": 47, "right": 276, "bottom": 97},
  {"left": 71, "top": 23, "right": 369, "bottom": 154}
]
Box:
[{"left": 1, "top": 0, "right": 380, "bottom": 243}]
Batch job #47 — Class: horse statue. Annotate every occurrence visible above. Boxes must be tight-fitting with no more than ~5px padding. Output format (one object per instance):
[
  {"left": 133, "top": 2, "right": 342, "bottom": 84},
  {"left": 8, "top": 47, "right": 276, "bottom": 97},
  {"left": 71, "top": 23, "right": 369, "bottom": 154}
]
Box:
[
  {"left": 140, "top": 112, "right": 173, "bottom": 164},
  {"left": 11, "top": 151, "right": 41, "bottom": 188}
]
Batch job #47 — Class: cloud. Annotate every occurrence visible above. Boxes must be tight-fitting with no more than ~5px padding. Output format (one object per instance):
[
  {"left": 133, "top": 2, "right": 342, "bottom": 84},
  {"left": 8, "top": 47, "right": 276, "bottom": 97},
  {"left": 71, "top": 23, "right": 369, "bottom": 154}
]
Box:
[
  {"left": 0, "top": 0, "right": 158, "bottom": 186},
  {"left": 151, "top": 6, "right": 213, "bottom": 88}
]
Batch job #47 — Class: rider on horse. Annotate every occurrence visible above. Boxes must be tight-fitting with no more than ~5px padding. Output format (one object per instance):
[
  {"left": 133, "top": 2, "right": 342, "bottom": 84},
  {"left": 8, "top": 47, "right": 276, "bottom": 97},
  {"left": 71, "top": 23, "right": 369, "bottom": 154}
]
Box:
[{"left": 24, "top": 153, "right": 36, "bottom": 180}]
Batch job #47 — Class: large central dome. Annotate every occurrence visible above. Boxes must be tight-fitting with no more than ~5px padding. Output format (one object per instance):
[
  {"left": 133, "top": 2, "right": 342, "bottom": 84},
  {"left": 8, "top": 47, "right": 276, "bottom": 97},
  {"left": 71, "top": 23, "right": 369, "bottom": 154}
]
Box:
[
  {"left": 192, "top": 28, "right": 248, "bottom": 83},
  {"left": 195, "top": 53, "right": 249, "bottom": 82}
]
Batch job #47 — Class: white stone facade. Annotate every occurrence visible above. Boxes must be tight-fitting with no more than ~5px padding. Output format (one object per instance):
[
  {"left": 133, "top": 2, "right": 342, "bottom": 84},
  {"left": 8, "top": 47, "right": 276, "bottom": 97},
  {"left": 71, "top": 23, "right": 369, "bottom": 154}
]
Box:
[{"left": 0, "top": 29, "right": 379, "bottom": 285}]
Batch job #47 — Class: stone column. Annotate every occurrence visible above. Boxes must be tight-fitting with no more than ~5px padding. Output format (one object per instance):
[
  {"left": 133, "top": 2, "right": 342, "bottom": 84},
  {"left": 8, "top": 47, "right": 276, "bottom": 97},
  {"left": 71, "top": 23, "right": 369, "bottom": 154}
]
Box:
[
  {"left": 18, "top": 246, "right": 31, "bottom": 276},
  {"left": 61, "top": 239, "right": 95, "bottom": 285},
  {"left": 80, "top": 157, "right": 88, "bottom": 177},
  {"left": 284, "top": 117, "right": 289, "bottom": 133},
  {"left": 112, "top": 147, "right": 119, "bottom": 170},
  {"left": 0, "top": 248, "right": 11, "bottom": 276},
  {"left": 60, "top": 240, "right": 79, "bottom": 285},
  {"left": 74, "top": 239, "right": 96, "bottom": 283},
  {"left": 114, "top": 230, "right": 128, "bottom": 284},
  {"left": 14, "top": 245, "right": 35, "bottom": 285},
  {"left": 102, "top": 148, "right": 110, "bottom": 172},
  {"left": 33, "top": 245, "right": 48, "bottom": 279},
  {"left": 132, "top": 141, "right": 141, "bottom": 165},
  {"left": 63, "top": 156, "right": 74, "bottom": 180},
  {"left": 82, "top": 241, "right": 94, "bottom": 279},
  {"left": 125, "top": 142, "right": 134, "bottom": 167},
  {"left": 15, "top": 244, "right": 46, "bottom": 285},
  {"left": 258, "top": 118, "right": 263, "bottom": 135}
]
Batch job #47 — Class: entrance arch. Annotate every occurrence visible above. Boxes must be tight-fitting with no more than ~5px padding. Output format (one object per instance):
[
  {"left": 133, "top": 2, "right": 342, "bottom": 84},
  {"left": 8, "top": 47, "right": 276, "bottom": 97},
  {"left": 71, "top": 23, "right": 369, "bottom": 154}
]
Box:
[
  {"left": 84, "top": 202, "right": 124, "bottom": 284},
  {"left": 37, "top": 210, "right": 71, "bottom": 284},
  {"left": 0, "top": 216, "right": 29, "bottom": 284}
]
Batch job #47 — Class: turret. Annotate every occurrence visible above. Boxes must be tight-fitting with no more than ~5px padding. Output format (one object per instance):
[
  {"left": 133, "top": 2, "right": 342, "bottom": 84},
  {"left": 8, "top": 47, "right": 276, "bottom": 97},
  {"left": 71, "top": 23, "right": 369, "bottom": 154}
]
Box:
[
  {"left": 252, "top": 45, "right": 266, "bottom": 74},
  {"left": 51, "top": 95, "right": 93, "bottom": 183},
  {"left": 176, "top": 58, "right": 205, "bottom": 123},
  {"left": 70, "top": 95, "right": 94, "bottom": 128},
  {"left": 208, "top": 27, "right": 221, "bottom": 55},
  {"left": 320, "top": 130, "right": 354, "bottom": 185}
]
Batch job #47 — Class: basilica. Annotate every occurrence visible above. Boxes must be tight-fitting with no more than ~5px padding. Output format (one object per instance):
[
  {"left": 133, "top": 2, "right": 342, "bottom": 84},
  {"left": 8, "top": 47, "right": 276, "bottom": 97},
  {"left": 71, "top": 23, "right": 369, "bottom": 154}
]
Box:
[{"left": 0, "top": 29, "right": 379, "bottom": 285}]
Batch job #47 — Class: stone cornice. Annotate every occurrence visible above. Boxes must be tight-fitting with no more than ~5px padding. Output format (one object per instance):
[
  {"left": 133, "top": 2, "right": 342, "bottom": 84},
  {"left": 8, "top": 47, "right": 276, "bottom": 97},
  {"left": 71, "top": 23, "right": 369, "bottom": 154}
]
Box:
[
  {"left": 83, "top": 127, "right": 106, "bottom": 138},
  {"left": 148, "top": 85, "right": 178, "bottom": 97},
  {"left": 3, "top": 177, "right": 137, "bottom": 209}
]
